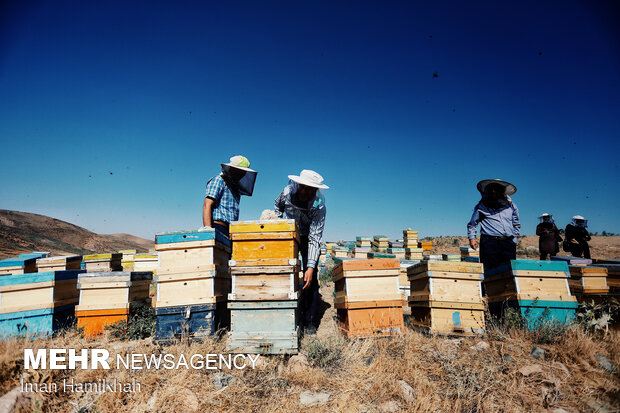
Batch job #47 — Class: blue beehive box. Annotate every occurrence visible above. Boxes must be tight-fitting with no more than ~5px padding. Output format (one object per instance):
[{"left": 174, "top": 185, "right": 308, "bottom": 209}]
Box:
[
  {"left": 0, "top": 270, "right": 84, "bottom": 338},
  {"left": 488, "top": 299, "right": 578, "bottom": 329},
  {"left": 0, "top": 257, "right": 38, "bottom": 275},
  {"left": 155, "top": 227, "right": 231, "bottom": 248},
  {"left": 155, "top": 301, "right": 229, "bottom": 344},
  {"left": 228, "top": 300, "right": 300, "bottom": 354}
]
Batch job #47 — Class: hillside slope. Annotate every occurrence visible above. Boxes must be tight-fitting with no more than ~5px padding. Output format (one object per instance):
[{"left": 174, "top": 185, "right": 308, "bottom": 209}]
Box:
[{"left": 0, "top": 210, "right": 153, "bottom": 258}]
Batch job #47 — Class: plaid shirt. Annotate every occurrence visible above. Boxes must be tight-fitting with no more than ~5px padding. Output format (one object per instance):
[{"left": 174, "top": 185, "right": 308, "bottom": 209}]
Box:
[
  {"left": 205, "top": 174, "right": 241, "bottom": 223},
  {"left": 274, "top": 184, "right": 326, "bottom": 269}
]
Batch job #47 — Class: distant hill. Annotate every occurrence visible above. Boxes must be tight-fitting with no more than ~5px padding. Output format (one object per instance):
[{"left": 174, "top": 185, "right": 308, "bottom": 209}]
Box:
[{"left": 0, "top": 210, "right": 153, "bottom": 259}]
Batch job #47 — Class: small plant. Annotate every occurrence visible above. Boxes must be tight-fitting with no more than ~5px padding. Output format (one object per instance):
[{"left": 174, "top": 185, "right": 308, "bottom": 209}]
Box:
[
  {"left": 303, "top": 335, "right": 344, "bottom": 370},
  {"left": 104, "top": 302, "right": 155, "bottom": 341},
  {"left": 319, "top": 262, "right": 335, "bottom": 283},
  {"left": 576, "top": 298, "right": 619, "bottom": 335}
]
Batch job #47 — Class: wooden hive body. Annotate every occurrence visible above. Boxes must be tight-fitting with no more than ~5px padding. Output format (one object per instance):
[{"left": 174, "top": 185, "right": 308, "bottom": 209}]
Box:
[
  {"left": 0, "top": 270, "right": 83, "bottom": 338},
  {"left": 333, "top": 259, "right": 402, "bottom": 304},
  {"left": 485, "top": 260, "right": 578, "bottom": 328},
  {"left": 36, "top": 255, "right": 82, "bottom": 272},
  {"left": 76, "top": 271, "right": 152, "bottom": 311},
  {"left": 229, "top": 220, "right": 298, "bottom": 266},
  {"left": 568, "top": 266, "right": 609, "bottom": 295},
  {"left": 133, "top": 253, "right": 159, "bottom": 272},
  {"left": 336, "top": 300, "right": 404, "bottom": 338},
  {"left": 407, "top": 261, "right": 485, "bottom": 336},
  {"left": 0, "top": 257, "right": 37, "bottom": 275},
  {"left": 591, "top": 264, "right": 620, "bottom": 293},
  {"left": 228, "top": 300, "right": 300, "bottom": 354},
  {"left": 155, "top": 302, "right": 229, "bottom": 344},
  {"left": 484, "top": 260, "right": 575, "bottom": 303},
  {"left": 83, "top": 253, "right": 123, "bottom": 273},
  {"left": 228, "top": 264, "right": 300, "bottom": 301}
]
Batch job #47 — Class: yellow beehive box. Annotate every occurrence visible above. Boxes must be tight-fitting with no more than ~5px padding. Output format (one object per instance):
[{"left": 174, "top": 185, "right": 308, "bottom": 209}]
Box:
[{"left": 229, "top": 219, "right": 299, "bottom": 267}]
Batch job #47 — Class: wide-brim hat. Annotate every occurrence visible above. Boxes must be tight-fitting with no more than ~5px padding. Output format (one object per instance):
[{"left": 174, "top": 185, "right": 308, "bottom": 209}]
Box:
[
  {"left": 538, "top": 213, "right": 552, "bottom": 219},
  {"left": 221, "top": 155, "right": 255, "bottom": 173},
  {"left": 288, "top": 169, "right": 329, "bottom": 189},
  {"left": 572, "top": 215, "right": 585, "bottom": 220},
  {"left": 477, "top": 179, "right": 517, "bottom": 196}
]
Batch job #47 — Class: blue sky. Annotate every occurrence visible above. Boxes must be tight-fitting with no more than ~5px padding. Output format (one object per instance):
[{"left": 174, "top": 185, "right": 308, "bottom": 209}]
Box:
[{"left": 1, "top": 1, "right": 619, "bottom": 241}]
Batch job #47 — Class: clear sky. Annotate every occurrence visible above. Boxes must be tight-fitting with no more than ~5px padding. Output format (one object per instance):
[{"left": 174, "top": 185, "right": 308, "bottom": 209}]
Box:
[{"left": 1, "top": 0, "right": 619, "bottom": 241}]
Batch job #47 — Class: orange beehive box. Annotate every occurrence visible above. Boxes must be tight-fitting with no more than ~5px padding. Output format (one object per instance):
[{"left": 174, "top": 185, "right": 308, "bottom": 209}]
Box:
[
  {"left": 229, "top": 220, "right": 299, "bottom": 267},
  {"left": 335, "top": 300, "right": 404, "bottom": 338},
  {"left": 76, "top": 307, "right": 129, "bottom": 337}
]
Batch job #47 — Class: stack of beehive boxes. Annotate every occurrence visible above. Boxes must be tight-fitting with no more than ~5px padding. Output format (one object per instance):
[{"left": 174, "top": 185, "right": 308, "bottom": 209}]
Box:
[
  {"left": 332, "top": 246, "right": 349, "bottom": 258},
  {"left": 353, "top": 236, "right": 371, "bottom": 258},
  {"left": 83, "top": 253, "right": 123, "bottom": 273},
  {"left": 75, "top": 270, "right": 152, "bottom": 337},
  {"left": 153, "top": 228, "right": 231, "bottom": 343},
  {"left": 403, "top": 231, "right": 422, "bottom": 260},
  {"left": 0, "top": 254, "right": 83, "bottom": 338},
  {"left": 408, "top": 260, "right": 485, "bottom": 335},
  {"left": 387, "top": 244, "right": 405, "bottom": 259},
  {"left": 228, "top": 219, "right": 301, "bottom": 354},
  {"left": 333, "top": 258, "right": 404, "bottom": 337},
  {"left": 418, "top": 240, "right": 433, "bottom": 257},
  {"left": 398, "top": 260, "right": 419, "bottom": 306},
  {"left": 119, "top": 249, "right": 136, "bottom": 271},
  {"left": 484, "top": 259, "right": 578, "bottom": 327},
  {"left": 372, "top": 236, "right": 390, "bottom": 253},
  {"left": 356, "top": 236, "right": 372, "bottom": 248}
]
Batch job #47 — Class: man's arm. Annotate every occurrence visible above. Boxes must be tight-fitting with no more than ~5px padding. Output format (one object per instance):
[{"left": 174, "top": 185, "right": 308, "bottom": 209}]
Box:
[
  {"left": 274, "top": 190, "right": 286, "bottom": 218},
  {"left": 512, "top": 204, "right": 520, "bottom": 244},
  {"left": 203, "top": 197, "right": 215, "bottom": 227},
  {"left": 467, "top": 207, "right": 480, "bottom": 249},
  {"left": 303, "top": 206, "right": 326, "bottom": 289}
]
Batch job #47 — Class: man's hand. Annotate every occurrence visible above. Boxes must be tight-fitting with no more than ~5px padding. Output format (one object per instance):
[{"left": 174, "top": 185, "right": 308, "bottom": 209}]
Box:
[
  {"left": 469, "top": 238, "right": 478, "bottom": 250},
  {"left": 302, "top": 267, "right": 314, "bottom": 290}
]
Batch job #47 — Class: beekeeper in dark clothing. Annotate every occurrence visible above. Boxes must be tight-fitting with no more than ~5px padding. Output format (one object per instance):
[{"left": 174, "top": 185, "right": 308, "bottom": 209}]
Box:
[
  {"left": 536, "top": 213, "right": 562, "bottom": 260},
  {"left": 467, "top": 179, "right": 520, "bottom": 272},
  {"left": 565, "top": 215, "right": 591, "bottom": 259}
]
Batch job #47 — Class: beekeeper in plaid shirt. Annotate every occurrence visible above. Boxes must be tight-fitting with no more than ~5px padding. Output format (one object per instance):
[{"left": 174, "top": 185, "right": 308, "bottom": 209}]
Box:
[
  {"left": 202, "top": 155, "right": 257, "bottom": 236},
  {"left": 274, "top": 169, "right": 328, "bottom": 335}
]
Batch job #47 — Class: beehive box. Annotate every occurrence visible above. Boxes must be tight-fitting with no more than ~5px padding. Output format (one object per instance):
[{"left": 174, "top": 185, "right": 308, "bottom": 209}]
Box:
[
  {"left": 405, "top": 248, "right": 424, "bottom": 260},
  {"left": 228, "top": 264, "right": 300, "bottom": 301},
  {"left": 155, "top": 229, "right": 230, "bottom": 275},
  {"left": 425, "top": 254, "right": 443, "bottom": 261},
  {"left": 134, "top": 253, "right": 159, "bottom": 272},
  {"left": 228, "top": 300, "right": 300, "bottom": 354},
  {"left": 488, "top": 300, "right": 578, "bottom": 328},
  {"left": 407, "top": 261, "right": 485, "bottom": 336},
  {"left": 36, "top": 255, "right": 82, "bottom": 272},
  {"left": 372, "top": 236, "right": 389, "bottom": 250},
  {"left": 484, "top": 260, "right": 574, "bottom": 302},
  {"left": 229, "top": 220, "right": 298, "bottom": 267},
  {"left": 332, "top": 247, "right": 349, "bottom": 258},
  {"left": 551, "top": 256, "right": 592, "bottom": 266},
  {"left": 403, "top": 230, "right": 418, "bottom": 247},
  {"left": 352, "top": 247, "right": 370, "bottom": 258},
  {"left": 333, "top": 259, "right": 401, "bottom": 304},
  {"left": 568, "top": 266, "right": 609, "bottom": 295},
  {"left": 0, "top": 270, "right": 83, "bottom": 338},
  {"left": 387, "top": 248, "right": 405, "bottom": 259},
  {"left": 336, "top": 300, "right": 404, "bottom": 338},
  {"left": 155, "top": 302, "right": 229, "bottom": 344},
  {"left": 442, "top": 254, "right": 461, "bottom": 262},
  {"left": 356, "top": 237, "right": 372, "bottom": 248},
  {"left": 76, "top": 271, "right": 152, "bottom": 311},
  {"left": 367, "top": 252, "right": 396, "bottom": 259},
  {"left": 119, "top": 249, "right": 136, "bottom": 271},
  {"left": 83, "top": 253, "right": 123, "bottom": 273},
  {"left": 460, "top": 247, "right": 480, "bottom": 258},
  {"left": 19, "top": 252, "right": 50, "bottom": 260},
  {"left": 0, "top": 270, "right": 82, "bottom": 315},
  {"left": 591, "top": 264, "right": 620, "bottom": 293},
  {"left": 0, "top": 257, "right": 37, "bottom": 275},
  {"left": 418, "top": 241, "right": 433, "bottom": 252},
  {"left": 407, "top": 261, "right": 484, "bottom": 304},
  {"left": 154, "top": 268, "right": 230, "bottom": 308}
]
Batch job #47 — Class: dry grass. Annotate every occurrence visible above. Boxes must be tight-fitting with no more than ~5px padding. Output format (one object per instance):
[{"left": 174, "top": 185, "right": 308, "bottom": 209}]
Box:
[{"left": 1, "top": 319, "right": 618, "bottom": 413}]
